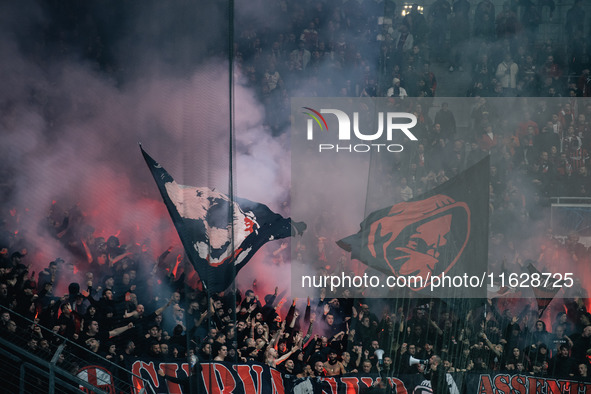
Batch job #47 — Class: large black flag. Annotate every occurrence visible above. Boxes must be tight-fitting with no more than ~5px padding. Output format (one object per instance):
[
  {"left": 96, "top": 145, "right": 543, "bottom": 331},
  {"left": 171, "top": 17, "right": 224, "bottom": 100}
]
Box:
[
  {"left": 141, "top": 146, "right": 306, "bottom": 293},
  {"left": 338, "top": 157, "right": 489, "bottom": 297}
]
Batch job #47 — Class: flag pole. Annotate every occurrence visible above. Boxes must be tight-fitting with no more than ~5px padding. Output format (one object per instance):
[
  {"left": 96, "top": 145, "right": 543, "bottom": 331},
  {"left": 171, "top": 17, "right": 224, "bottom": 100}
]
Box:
[{"left": 228, "top": 0, "right": 238, "bottom": 366}]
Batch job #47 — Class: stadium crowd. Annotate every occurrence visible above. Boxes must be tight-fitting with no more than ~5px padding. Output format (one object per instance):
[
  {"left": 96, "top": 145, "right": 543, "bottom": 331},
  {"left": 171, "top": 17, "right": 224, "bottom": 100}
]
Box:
[
  {"left": 1, "top": 0, "right": 591, "bottom": 390},
  {"left": 231, "top": 0, "right": 591, "bottom": 135},
  {"left": 0, "top": 228, "right": 590, "bottom": 383}
]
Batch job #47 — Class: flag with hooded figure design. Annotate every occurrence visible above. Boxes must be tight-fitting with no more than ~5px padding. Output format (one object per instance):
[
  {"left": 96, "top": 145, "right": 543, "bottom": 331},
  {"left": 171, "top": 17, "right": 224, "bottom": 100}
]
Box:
[
  {"left": 141, "top": 146, "right": 306, "bottom": 293},
  {"left": 337, "top": 157, "right": 489, "bottom": 297}
]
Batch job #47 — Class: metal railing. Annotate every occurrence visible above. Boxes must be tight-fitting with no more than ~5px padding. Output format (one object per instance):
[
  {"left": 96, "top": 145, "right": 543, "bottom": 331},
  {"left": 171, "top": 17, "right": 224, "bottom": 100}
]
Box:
[
  {"left": 0, "top": 339, "right": 107, "bottom": 394},
  {"left": 0, "top": 305, "right": 157, "bottom": 394},
  {"left": 550, "top": 197, "right": 591, "bottom": 205},
  {"left": 550, "top": 197, "right": 591, "bottom": 238}
]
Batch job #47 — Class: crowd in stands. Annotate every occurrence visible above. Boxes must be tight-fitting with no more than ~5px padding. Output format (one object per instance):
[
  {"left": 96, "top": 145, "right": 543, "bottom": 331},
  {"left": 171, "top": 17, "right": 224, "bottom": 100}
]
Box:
[
  {"left": 233, "top": 0, "right": 591, "bottom": 205},
  {"left": 1, "top": 0, "right": 591, "bottom": 389},
  {"left": 0, "top": 210, "right": 590, "bottom": 383},
  {"left": 230, "top": 0, "right": 590, "bottom": 134}
]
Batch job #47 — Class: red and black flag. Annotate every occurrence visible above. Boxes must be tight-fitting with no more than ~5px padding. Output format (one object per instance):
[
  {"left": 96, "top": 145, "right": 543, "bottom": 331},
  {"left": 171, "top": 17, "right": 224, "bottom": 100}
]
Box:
[
  {"left": 141, "top": 146, "right": 306, "bottom": 293},
  {"left": 337, "top": 157, "right": 490, "bottom": 297},
  {"left": 526, "top": 261, "right": 561, "bottom": 318}
]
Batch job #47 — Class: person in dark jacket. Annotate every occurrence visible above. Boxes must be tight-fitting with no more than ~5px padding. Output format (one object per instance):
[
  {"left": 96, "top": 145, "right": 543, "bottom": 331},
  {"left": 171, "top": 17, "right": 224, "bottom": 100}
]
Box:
[
  {"left": 426, "top": 355, "right": 451, "bottom": 394},
  {"left": 548, "top": 344, "right": 576, "bottom": 378}
]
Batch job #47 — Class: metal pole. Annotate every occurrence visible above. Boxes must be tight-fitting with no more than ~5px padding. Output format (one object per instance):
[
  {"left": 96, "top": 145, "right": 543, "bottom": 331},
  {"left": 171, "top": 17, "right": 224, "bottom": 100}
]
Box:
[{"left": 19, "top": 364, "right": 25, "bottom": 394}]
